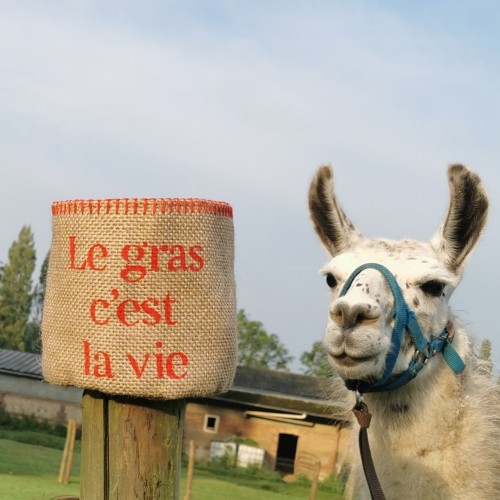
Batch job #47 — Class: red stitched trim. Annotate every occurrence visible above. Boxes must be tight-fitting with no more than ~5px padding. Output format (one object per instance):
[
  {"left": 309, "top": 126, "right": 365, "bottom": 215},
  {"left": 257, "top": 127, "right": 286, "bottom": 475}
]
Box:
[{"left": 51, "top": 198, "right": 233, "bottom": 218}]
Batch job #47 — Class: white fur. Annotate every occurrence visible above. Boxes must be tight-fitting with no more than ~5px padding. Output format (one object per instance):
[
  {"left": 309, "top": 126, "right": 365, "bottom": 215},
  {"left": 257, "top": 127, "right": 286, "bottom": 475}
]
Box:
[{"left": 309, "top": 165, "right": 500, "bottom": 499}]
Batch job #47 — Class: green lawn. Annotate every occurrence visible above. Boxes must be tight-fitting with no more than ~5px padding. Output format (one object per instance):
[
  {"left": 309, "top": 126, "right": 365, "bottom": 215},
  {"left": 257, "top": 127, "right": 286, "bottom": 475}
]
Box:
[
  {"left": 0, "top": 437, "right": 344, "bottom": 500},
  {"left": 0, "top": 438, "right": 80, "bottom": 499}
]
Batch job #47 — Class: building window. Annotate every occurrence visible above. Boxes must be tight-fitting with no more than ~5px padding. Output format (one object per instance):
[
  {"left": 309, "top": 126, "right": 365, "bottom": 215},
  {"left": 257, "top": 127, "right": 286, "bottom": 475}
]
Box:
[{"left": 203, "top": 414, "right": 219, "bottom": 433}]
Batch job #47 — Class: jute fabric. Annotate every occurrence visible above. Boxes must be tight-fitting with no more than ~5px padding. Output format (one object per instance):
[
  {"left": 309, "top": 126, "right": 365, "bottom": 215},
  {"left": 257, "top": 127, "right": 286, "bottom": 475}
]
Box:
[{"left": 41, "top": 198, "right": 236, "bottom": 399}]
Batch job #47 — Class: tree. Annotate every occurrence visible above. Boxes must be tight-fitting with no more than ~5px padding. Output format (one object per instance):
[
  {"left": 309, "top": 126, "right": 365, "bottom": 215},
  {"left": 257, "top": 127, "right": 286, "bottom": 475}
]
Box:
[
  {"left": 32, "top": 251, "right": 49, "bottom": 321},
  {"left": 300, "top": 341, "right": 332, "bottom": 377},
  {"left": 0, "top": 226, "right": 37, "bottom": 350},
  {"left": 237, "top": 309, "right": 293, "bottom": 370},
  {"left": 23, "top": 322, "right": 40, "bottom": 354},
  {"left": 24, "top": 251, "right": 49, "bottom": 353}
]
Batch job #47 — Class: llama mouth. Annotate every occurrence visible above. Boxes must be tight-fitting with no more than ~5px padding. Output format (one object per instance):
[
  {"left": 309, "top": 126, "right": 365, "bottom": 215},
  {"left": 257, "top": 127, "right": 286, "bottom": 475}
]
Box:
[{"left": 331, "top": 352, "right": 377, "bottom": 367}]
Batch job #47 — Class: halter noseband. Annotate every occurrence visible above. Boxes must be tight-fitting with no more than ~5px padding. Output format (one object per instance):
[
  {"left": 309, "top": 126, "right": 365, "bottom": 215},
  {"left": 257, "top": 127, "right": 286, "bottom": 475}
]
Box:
[{"left": 340, "top": 263, "right": 465, "bottom": 394}]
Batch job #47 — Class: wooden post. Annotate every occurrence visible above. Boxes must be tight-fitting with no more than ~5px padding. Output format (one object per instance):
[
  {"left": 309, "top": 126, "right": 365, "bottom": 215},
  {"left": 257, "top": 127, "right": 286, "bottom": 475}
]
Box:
[
  {"left": 309, "top": 461, "right": 320, "bottom": 500},
  {"left": 58, "top": 423, "right": 71, "bottom": 483},
  {"left": 64, "top": 420, "right": 77, "bottom": 484},
  {"left": 58, "top": 419, "right": 77, "bottom": 484},
  {"left": 332, "top": 424, "right": 342, "bottom": 476},
  {"left": 183, "top": 440, "right": 195, "bottom": 500},
  {"left": 81, "top": 390, "right": 186, "bottom": 500}
]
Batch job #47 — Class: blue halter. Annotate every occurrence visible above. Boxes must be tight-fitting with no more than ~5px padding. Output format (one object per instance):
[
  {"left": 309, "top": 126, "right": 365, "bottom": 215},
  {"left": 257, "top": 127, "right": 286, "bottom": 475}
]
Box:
[{"left": 339, "top": 263, "right": 465, "bottom": 394}]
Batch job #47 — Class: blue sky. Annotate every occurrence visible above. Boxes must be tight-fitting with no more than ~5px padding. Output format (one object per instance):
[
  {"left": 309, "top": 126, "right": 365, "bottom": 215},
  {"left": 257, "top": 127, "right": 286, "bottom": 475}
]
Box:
[{"left": 1, "top": 1, "right": 499, "bottom": 371}]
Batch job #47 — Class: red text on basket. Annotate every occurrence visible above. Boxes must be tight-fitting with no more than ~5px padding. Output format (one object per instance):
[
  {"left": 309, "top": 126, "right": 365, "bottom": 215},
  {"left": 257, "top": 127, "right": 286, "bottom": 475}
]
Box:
[
  {"left": 83, "top": 340, "right": 189, "bottom": 379},
  {"left": 89, "top": 289, "right": 177, "bottom": 326},
  {"left": 68, "top": 236, "right": 204, "bottom": 282}
]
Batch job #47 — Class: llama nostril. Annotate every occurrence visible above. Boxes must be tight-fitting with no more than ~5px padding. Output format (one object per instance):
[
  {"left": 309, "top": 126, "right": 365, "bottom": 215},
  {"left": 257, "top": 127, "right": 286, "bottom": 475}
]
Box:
[
  {"left": 331, "top": 302, "right": 356, "bottom": 328},
  {"left": 331, "top": 302, "right": 348, "bottom": 327},
  {"left": 331, "top": 300, "right": 379, "bottom": 329}
]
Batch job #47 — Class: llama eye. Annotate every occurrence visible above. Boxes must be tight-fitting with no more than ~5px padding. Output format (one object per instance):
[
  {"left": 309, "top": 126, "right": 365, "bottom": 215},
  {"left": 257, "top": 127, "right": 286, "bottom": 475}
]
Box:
[
  {"left": 326, "top": 273, "right": 337, "bottom": 289},
  {"left": 420, "top": 280, "right": 445, "bottom": 297}
]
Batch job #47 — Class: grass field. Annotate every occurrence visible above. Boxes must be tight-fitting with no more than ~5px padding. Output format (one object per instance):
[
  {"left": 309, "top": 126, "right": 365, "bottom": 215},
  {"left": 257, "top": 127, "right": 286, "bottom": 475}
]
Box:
[
  {"left": 0, "top": 438, "right": 80, "bottom": 499},
  {"left": 0, "top": 435, "right": 344, "bottom": 500}
]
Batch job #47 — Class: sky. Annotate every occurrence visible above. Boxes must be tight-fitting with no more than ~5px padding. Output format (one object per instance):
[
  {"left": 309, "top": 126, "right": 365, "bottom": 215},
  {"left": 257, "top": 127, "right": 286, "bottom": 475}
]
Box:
[{"left": 1, "top": 0, "right": 499, "bottom": 372}]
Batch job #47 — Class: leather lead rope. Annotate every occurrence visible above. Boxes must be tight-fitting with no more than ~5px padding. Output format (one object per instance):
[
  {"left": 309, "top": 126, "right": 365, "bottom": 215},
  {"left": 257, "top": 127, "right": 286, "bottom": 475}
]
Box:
[{"left": 352, "top": 400, "right": 386, "bottom": 500}]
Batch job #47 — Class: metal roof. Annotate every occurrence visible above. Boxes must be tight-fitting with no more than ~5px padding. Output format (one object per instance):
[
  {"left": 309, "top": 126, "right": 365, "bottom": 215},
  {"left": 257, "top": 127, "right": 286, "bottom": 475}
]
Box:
[
  {"left": 0, "top": 348, "right": 42, "bottom": 379},
  {"left": 232, "top": 365, "right": 334, "bottom": 401}
]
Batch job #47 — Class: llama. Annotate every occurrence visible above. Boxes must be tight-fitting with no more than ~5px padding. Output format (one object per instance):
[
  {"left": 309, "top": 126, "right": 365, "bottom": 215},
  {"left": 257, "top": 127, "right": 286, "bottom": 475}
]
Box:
[{"left": 308, "top": 165, "right": 500, "bottom": 499}]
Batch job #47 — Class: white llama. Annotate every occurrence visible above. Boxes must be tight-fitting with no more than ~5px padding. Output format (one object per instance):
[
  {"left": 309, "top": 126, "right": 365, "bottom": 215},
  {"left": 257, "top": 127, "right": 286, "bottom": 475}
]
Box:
[{"left": 308, "top": 165, "right": 500, "bottom": 499}]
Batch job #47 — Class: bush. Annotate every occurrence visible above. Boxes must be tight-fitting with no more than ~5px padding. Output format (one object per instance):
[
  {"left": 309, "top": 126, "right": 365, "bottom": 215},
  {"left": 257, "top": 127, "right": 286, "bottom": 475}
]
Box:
[
  {"left": 0, "top": 428, "right": 67, "bottom": 449},
  {"left": 0, "top": 403, "right": 80, "bottom": 441},
  {"left": 194, "top": 458, "right": 292, "bottom": 494},
  {"left": 317, "top": 473, "right": 346, "bottom": 495},
  {"left": 234, "top": 436, "right": 258, "bottom": 447},
  {"left": 209, "top": 452, "right": 237, "bottom": 469}
]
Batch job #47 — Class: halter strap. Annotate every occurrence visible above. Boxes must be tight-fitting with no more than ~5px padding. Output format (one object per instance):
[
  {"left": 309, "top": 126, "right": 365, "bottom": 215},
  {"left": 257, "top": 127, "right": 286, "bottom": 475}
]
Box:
[{"left": 339, "top": 263, "right": 465, "bottom": 393}]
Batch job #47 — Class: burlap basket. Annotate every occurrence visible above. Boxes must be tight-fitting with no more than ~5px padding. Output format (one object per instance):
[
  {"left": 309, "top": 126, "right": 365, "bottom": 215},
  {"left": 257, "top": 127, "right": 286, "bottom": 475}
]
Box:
[{"left": 41, "top": 198, "right": 237, "bottom": 399}]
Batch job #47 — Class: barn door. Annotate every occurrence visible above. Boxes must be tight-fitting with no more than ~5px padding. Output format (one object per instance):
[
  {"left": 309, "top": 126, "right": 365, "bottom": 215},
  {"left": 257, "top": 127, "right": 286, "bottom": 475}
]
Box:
[{"left": 275, "top": 433, "right": 298, "bottom": 474}]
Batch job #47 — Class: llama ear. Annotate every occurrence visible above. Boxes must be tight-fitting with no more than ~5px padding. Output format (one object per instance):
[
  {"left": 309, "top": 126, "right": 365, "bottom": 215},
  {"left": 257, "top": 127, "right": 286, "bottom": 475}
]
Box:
[
  {"left": 308, "top": 165, "right": 362, "bottom": 256},
  {"left": 432, "top": 164, "right": 489, "bottom": 273}
]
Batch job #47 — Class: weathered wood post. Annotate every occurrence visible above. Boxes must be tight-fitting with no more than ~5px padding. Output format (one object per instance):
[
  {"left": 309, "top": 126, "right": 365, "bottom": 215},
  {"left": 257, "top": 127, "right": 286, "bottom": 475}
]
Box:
[
  {"left": 80, "top": 391, "right": 185, "bottom": 499},
  {"left": 41, "top": 198, "right": 237, "bottom": 500},
  {"left": 183, "top": 439, "right": 195, "bottom": 500},
  {"left": 58, "top": 418, "right": 77, "bottom": 484},
  {"left": 309, "top": 461, "right": 320, "bottom": 500}
]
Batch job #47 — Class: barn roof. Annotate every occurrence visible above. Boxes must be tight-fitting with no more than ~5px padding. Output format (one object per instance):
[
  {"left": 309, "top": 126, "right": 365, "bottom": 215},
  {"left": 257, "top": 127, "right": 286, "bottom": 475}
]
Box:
[
  {"left": 0, "top": 348, "right": 42, "bottom": 379},
  {"left": 232, "top": 365, "right": 333, "bottom": 400}
]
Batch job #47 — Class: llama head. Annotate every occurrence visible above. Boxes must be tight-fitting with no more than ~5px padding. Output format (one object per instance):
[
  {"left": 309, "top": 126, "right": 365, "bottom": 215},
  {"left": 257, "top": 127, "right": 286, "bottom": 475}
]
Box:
[{"left": 308, "top": 165, "right": 488, "bottom": 384}]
